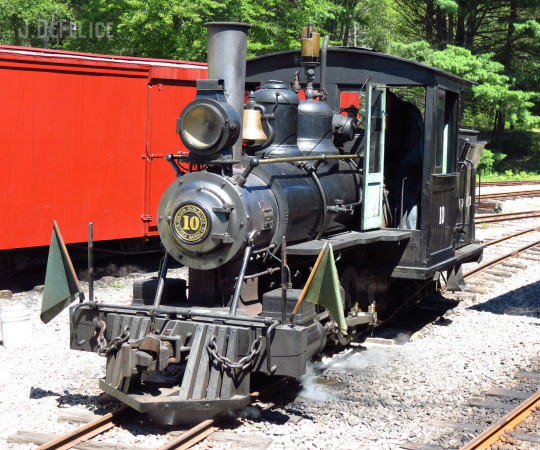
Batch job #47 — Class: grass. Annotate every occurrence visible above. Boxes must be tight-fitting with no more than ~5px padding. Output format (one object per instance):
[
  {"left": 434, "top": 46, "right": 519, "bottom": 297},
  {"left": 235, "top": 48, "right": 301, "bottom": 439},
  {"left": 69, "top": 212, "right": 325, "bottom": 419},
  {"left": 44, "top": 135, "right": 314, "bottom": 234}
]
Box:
[{"left": 478, "top": 171, "right": 539, "bottom": 182}]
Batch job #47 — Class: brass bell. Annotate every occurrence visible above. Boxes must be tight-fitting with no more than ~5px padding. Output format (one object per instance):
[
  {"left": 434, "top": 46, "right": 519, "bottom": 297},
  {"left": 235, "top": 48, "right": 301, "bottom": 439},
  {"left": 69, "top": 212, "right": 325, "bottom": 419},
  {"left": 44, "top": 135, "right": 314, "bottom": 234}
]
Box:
[{"left": 242, "top": 108, "right": 267, "bottom": 141}]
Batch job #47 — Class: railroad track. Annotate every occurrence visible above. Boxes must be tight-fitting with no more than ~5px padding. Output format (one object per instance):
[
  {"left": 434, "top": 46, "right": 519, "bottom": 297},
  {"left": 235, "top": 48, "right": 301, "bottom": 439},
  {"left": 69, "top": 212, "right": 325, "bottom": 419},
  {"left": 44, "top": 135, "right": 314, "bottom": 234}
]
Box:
[
  {"left": 457, "top": 222, "right": 540, "bottom": 450},
  {"left": 399, "top": 227, "right": 540, "bottom": 449},
  {"left": 29, "top": 405, "right": 217, "bottom": 450},
  {"left": 460, "top": 387, "right": 540, "bottom": 449},
  {"left": 35, "top": 406, "right": 134, "bottom": 450},
  {"left": 478, "top": 180, "right": 540, "bottom": 187},
  {"left": 463, "top": 227, "right": 540, "bottom": 281},
  {"left": 29, "top": 381, "right": 284, "bottom": 449},
  {"left": 478, "top": 189, "right": 540, "bottom": 200},
  {"left": 475, "top": 210, "right": 540, "bottom": 224},
  {"left": 401, "top": 366, "right": 540, "bottom": 450}
]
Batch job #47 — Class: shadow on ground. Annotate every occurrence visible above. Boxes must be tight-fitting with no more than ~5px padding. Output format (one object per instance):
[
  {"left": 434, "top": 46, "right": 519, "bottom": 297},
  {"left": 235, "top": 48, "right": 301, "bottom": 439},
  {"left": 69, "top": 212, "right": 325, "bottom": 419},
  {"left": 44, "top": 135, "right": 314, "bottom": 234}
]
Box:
[{"left": 468, "top": 280, "right": 540, "bottom": 318}]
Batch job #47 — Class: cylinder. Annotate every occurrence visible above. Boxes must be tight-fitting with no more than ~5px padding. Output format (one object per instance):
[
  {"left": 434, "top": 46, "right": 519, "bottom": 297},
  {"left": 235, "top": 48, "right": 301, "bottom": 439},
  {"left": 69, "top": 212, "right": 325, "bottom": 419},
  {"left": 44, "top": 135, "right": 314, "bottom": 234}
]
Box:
[{"left": 205, "top": 22, "right": 251, "bottom": 164}]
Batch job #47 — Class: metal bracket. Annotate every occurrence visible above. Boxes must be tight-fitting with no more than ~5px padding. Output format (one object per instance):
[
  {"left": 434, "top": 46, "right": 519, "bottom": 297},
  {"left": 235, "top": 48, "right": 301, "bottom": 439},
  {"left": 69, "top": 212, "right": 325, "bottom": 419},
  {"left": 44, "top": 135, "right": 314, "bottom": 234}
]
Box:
[
  {"left": 212, "top": 204, "right": 235, "bottom": 213},
  {"left": 211, "top": 232, "right": 234, "bottom": 243},
  {"left": 142, "top": 143, "right": 164, "bottom": 161}
]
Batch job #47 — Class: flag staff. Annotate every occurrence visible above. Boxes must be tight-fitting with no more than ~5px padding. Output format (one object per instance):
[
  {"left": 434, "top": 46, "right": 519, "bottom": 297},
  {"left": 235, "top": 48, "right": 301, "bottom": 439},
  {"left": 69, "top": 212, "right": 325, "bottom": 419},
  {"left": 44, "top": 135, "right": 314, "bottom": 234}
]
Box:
[
  {"left": 290, "top": 241, "right": 329, "bottom": 317},
  {"left": 53, "top": 220, "right": 83, "bottom": 300}
]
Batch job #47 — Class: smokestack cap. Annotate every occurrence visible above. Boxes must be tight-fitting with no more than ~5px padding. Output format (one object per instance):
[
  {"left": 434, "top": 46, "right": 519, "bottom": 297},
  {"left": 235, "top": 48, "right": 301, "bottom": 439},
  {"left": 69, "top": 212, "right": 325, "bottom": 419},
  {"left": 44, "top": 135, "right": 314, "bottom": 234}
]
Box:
[{"left": 205, "top": 22, "right": 251, "bottom": 28}]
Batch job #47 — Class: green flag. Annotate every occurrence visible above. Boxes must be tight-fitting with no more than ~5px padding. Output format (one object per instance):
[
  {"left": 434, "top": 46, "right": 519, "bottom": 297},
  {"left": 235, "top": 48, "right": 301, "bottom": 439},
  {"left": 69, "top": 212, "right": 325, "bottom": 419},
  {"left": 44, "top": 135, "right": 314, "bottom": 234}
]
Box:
[
  {"left": 41, "top": 221, "right": 81, "bottom": 324},
  {"left": 303, "top": 243, "right": 347, "bottom": 333}
]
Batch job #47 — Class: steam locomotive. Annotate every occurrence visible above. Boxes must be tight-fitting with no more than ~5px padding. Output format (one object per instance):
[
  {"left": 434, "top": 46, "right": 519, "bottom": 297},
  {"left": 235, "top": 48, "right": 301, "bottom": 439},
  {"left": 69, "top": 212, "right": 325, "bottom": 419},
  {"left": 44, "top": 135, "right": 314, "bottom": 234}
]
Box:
[{"left": 68, "top": 22, "right": 485, "bottom": 424}]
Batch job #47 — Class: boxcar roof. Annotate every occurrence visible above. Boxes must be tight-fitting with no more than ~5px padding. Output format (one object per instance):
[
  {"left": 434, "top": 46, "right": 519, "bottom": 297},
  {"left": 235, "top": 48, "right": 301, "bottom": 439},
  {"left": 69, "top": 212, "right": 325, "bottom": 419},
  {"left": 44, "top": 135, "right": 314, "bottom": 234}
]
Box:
[
  {"left": 0, "top": 44, "right": 207, "bottom": 70},
  {"left": 246, "top": 47, "right": 473, "bottom": 90}
]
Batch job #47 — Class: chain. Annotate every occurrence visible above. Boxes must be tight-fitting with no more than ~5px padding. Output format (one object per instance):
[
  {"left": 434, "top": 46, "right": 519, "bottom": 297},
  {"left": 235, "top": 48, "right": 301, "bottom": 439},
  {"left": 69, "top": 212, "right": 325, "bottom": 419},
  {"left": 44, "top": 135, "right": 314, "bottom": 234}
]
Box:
[
  {"left": 96, "top": 319, "right": 107, "bottom": 349},
  {"left": 207, "top": 335, "right": 262, "bottom": 371},
  {"left": 97, "top": 325, "right": 131, "bottom": 357}
]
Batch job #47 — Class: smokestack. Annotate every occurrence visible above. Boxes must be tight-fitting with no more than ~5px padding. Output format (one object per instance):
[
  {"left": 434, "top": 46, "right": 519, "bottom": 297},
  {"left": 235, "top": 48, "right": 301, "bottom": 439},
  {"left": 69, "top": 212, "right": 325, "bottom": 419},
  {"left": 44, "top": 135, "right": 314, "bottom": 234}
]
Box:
[{"left": 205, "top": 22, "right": 251, "bottom": 165}]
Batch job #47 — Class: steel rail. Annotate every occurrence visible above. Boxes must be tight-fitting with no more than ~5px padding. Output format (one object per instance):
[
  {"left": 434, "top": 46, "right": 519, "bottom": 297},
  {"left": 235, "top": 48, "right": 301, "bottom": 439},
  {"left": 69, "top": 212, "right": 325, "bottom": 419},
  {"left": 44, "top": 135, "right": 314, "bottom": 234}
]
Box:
[
  {"left": 475, "top": 210, "right": 540, "bottom": 223},
  {"left": 484, "top": 226, "right": 540, "bottom": 247},
  {"left": 156, "top": 379, "right": 285, "bottom": 449},
  {"left": 479, "top": 189, "right": 540, "bottom": 200},
  {"left": 460, "top": 389, "right": 540, "bottom": 449},
  {"left": 157, "top": 419, "right": 217, "bottom": 450},
  {"left": 478, "top": 180, "right": 540, "bottom": 187},
  {"left": 36, "top": 405, "right": 133, "bottom": 450},
  {"left": 464, "top": 238, "right": 540, "bottom": 280}
]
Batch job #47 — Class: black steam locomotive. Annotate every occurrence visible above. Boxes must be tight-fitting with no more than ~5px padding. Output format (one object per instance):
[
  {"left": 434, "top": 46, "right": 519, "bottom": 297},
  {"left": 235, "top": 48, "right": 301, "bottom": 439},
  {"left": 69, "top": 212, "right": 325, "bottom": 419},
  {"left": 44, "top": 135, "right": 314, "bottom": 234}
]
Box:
[{"left": 69, "top": 22, "right": 485, "bottom": 424}]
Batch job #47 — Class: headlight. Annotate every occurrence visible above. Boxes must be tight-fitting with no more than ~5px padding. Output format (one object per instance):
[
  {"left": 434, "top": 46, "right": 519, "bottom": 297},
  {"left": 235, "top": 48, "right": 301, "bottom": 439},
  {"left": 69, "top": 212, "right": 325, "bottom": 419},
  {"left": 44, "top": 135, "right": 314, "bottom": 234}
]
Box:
[{"left": 178, "top": 99, "right": 240, "bottom": 157}]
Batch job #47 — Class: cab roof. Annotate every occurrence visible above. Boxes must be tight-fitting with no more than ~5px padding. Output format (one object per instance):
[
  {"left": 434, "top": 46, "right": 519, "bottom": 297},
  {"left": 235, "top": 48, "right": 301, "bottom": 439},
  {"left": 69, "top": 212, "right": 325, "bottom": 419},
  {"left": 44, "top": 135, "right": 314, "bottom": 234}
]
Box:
[{"left": 246, "top": 47, "right": 473, "bottom": 91}]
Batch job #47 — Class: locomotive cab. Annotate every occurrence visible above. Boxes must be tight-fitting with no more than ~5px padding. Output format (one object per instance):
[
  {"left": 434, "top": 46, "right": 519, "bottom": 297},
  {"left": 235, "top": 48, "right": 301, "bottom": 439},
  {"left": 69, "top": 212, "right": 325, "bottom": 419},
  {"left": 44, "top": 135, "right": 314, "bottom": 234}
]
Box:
[{"left": 246, "top": 47, "right": 486, "bottom": 287}]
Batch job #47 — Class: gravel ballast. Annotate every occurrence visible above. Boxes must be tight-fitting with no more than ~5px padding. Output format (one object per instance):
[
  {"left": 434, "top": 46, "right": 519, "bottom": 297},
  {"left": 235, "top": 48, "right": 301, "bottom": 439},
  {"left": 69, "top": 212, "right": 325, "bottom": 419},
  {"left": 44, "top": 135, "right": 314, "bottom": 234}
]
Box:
[{"left": 1, "top": 220, "right": 540, "bottom": 449}]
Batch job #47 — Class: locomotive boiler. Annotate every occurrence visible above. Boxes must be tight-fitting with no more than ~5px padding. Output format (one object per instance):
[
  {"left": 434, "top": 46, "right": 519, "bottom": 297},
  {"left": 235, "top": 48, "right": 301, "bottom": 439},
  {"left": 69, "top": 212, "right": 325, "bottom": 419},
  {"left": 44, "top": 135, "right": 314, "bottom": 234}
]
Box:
[{"left": 66, "top": 21, "right": 486, "bottom": 425}]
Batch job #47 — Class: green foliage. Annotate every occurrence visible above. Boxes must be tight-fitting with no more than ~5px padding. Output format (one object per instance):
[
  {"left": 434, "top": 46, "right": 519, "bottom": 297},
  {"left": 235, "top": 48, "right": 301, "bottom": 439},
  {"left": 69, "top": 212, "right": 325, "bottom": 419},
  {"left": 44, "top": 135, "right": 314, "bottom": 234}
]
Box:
[
  {"left": 477, "top": 149, "right": 507, "bottom": 174},
  {"left": 476, "top": 128, "right": 540, "bottom": 179},
  {"left": 62, "top": 0, "right": 337, "bottom": 60},
  {"left": 320, "top": 0, "right": 398, "bottom": 52},
  {"left": 477, "top": 170, "right": 539, "bottom": 182},
  {"left": 0, "top": 0, "right": 71, "bottom": 48},
  {"left": 434, "top": 0, "right": 459, "bottom": 15},
  {"left": 0, "top": 0, "right": 538, "bottom": 150},
  {"left": 390, "top": 41, "right": 540, "bottom": 130}
]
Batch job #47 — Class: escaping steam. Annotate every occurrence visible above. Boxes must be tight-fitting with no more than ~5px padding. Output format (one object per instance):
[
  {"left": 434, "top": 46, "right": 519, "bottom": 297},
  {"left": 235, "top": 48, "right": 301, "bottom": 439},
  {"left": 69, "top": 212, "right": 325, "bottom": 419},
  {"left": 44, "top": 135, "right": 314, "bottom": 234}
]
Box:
[{"left": 298, "top": 363, "right": 337, "bottom": 402}]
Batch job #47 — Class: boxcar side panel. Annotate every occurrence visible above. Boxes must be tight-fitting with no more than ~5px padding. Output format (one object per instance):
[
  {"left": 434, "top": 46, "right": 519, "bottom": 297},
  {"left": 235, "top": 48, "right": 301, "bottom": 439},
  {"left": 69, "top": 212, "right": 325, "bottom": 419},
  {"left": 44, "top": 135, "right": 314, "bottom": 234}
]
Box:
[
  {"left": 0, "top": 56, "right": 149, "bottom": 249},
  {"left": 0, "top": 49, "right": 206, "bottom": 251}
]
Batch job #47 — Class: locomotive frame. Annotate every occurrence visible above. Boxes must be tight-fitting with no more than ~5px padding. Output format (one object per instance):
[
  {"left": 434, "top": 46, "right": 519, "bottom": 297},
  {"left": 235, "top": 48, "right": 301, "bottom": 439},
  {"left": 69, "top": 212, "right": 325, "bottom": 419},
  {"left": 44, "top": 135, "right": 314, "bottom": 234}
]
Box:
[{"left": 66, "top": 22, "right": 485, "bottom": 425}]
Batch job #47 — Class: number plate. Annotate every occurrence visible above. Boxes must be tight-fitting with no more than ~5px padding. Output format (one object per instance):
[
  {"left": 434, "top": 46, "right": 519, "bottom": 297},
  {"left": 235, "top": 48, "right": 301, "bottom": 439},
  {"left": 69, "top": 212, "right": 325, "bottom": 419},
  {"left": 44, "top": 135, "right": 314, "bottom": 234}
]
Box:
[{"left": 173, "top": 204, "right": 209, "bottom": 243}]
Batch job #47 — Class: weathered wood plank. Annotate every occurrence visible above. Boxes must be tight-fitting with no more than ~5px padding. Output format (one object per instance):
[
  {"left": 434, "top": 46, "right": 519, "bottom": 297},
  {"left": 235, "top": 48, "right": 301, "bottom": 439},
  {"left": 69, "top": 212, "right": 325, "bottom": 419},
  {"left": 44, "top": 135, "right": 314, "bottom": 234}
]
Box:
[
  {"left": 429, "top": 419, "right": 483, "bottom": 433},
  {"left": 7, "top": 431, "right": 152, "bottom": 449},
  {"left": 517, "top": 371, "right": 540, "bottom": 380},
  {"left": 513, "top": 432, "right": 540, "bottom": 443},
  {"left": 58, "top": 410, "right": 101, "bottom": 424},
  {"left": 486, "top": 388, "right": 531, "bottom": 401},
  {"left": 399, "top": 443, "right": 446, "bottom": 450},
  {"left": 208, "top": 431, "right": 273, "bottom": 448},
  {"left": 466, "top": 398, "right": 515, "bottom": 411}
]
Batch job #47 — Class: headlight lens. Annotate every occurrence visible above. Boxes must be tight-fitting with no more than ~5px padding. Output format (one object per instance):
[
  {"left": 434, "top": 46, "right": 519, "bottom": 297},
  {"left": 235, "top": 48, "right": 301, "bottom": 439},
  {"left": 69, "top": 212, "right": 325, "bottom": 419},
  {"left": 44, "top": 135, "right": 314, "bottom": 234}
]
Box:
[
  {"left": 178, "top": 99, "right": 240, "bottom": 157},
  {"left": 182, "top": 104, "right": 222, "bottom": 150}
]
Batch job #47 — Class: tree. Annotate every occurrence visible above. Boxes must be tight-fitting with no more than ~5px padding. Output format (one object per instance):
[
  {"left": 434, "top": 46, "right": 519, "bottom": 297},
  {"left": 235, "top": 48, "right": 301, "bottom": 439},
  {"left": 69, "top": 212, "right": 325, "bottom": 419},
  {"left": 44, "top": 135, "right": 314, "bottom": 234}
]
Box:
[
  {"left": 390, "top": 0, "right": 540, "bottom": 150},
  {"left": 63, "top": 0, "right": 336, "bottom": 61},
  {"left": 0, "top": 0, "right": 71, "bottom": 48},
  {"left": 391, "top": 41, "right": 539, "bottom": 140},
  {"left": 320, "top": 0, "right": 397, "bottom": 52}
]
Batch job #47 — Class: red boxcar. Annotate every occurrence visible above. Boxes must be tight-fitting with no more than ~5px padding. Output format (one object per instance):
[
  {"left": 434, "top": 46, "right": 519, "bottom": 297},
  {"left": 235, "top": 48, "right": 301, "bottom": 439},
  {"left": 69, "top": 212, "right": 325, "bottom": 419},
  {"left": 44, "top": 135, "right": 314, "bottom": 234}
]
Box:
[{"left": 0, "top": 46, "right": 207, "bottom": 252}]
